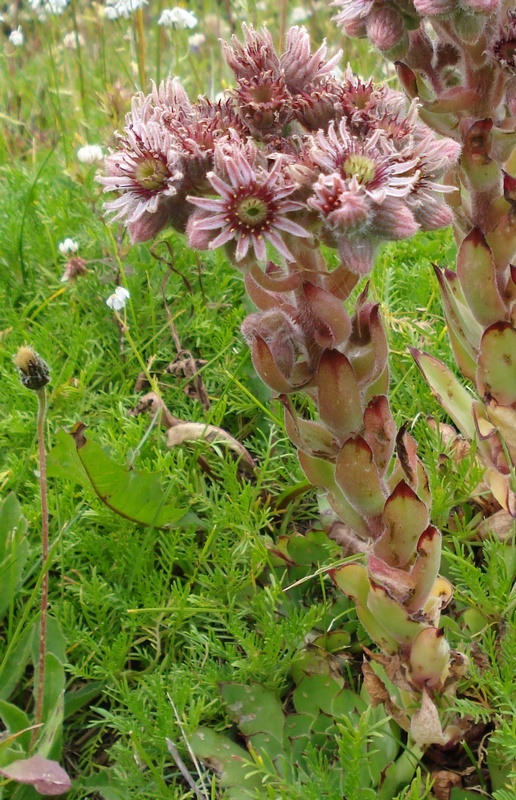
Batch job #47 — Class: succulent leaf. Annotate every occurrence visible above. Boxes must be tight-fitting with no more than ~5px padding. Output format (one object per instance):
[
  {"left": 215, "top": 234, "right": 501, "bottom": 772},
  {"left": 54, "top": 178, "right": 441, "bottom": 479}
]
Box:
[
  {"left": 476, "top": 322, "right": 516, "bottom": 405},
  {"left": 317, "top": 350, "right": 363, "bottom": 437},
  {"left": 362, "top": 395, "right": 397, "bottom": 476},
  {"left": 282, "top": 395, "right": 337, "bottom": 457},
  {"left": 372, "top": 481, "right": 429, "bottom": 568},
  {"left": 304, "top": 282, "right": 352, "bottom": 346},
  {"left": 406, "top": 526, "right": 442, "bottom": 612},
  {"left": 191, "top": 727, "right": 263, "bottom": 798},
  {"left": 367, "top": 582, "right": 427, "bottom": 645},
  {"left": 433, "top": 266, "right": 482, "bottom": 360},
  {"left": 409, "top": 628, "right": 450, "bottom": 690},
  {"left": 221, "top": 683, "right": 285, "bottom": 743},
  {"left": 411, "top": 350, "right": 476, "bottom": 439},
  {"left": 250, "top": 335, "right": 294, "bottom": 393},
  {"left": 335, "top": 436, "right": 386, "bottom": 518},
  {"left": 457, "top": 229, "right": 507, "bottom": 328}
]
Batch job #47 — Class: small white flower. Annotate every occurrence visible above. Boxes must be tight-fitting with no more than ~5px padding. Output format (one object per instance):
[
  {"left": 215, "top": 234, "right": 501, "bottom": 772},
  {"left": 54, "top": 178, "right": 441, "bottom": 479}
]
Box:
[
  {"left": 59, "top": 238, "right": 79, "bottom": 255},
  {"left": 77, "top": 144, "right": 103, "bottom": 164},
  {"left": 9, "top": 27, "right": 24, "bottom": 46},
  {"left": 289, "top": 6, "right": 311, "bottom": 23},
  {"left": 63, "top": 30, "right": 85, "bottom": 49},
  {"left": 106, "top": 286, "right": 131, "bottom": 311},
  {"left": 188, "top": 32, "right": 205, "bottom": 51},
  {"left": 104, "top": 0, "right": 147, "bottom": 19},
  {"left": 29, "top": 0, "right": 68, "bottom": 17},
  {"left": 158, "top": 7, "right": 198, "bottom": 28}
]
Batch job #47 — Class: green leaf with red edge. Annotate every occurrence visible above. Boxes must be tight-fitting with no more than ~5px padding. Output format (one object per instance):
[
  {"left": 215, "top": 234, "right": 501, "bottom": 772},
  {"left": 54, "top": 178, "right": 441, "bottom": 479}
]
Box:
[
  {"left": 477, "top": 322, "right": 516, "bottom": 405},
  {"left": 367, "top": 583, "right": 427, "bottom": 646},
  {"left": 372, "top": 481, "right": 429, "bottom": 569},
  {"left": 362, "top": 395, "right": 396, "bottom": 476},
  {"left": 335, "top": 436, "right": 386, "bottom": 518},
  {"left": 457, "top": 228, "right": 507, "bottom": 328},
  {"left": 317, "top": 350, "right": 363, "bottom": 438},
  {"left": 250, "top": 334, "right": 293, "bottom": 393},
  {"left": 48, "top": 424, "right": 199, "bottom": 528},
  {"left": 411, "top": 350, "right": 476, "bottom": 440},
  {"left": 297, "top": 450, "right": 370, "bottom": 538}
]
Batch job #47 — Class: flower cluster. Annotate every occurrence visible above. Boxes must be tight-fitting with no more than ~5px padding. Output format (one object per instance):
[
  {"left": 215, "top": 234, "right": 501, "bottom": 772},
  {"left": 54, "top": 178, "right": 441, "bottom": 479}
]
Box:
[
  {"left": 29, "top": 0, "right": 68, "bottom": 18},
  {"left": 101, "top": 25, "right": 458, "bottom": 273},
  {"left": 104, "top": 0, "right": 147, "bottom": 20}
]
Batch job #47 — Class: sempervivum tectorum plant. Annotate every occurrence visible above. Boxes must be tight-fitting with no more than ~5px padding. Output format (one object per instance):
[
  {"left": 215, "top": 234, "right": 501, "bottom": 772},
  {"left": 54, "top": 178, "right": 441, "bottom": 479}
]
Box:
[
  {"left": 240, "top": 245, "right": 468, "bottom": 747},
  {"left": 100, "top": 24, "right": 466, "bottom": 744},
  {"left": 331, "top": 0, "right": 516, "bottom": 530}
]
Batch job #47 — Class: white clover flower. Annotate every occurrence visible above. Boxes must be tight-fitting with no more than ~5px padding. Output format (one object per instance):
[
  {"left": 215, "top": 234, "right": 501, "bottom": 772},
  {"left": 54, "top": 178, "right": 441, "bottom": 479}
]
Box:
[
  {"left": 59, "top": 238, "right": 79, "bottom": 255},
  {"left": 106, "top": 286, "right": 131, "bottom": 311},
  {"left": 9, "top": 27, "right": 24, "bottom": 46},
  {"left": 188, "top": 32, "right": 205, "bottom": 51},
  {"left": 158, "top": 8, "right": 198, "bottom": 28},
  {"left": 77, "top": 144, "right": 103, "bottom": 164},
  {"left": 104, "top": 0, "right": 147, "bottom": 19}
]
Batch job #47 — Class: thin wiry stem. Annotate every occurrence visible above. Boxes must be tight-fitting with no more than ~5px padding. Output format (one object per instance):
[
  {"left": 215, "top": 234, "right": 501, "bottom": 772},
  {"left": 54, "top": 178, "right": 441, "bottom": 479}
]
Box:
[{"left": 31, "top": 387, "right": 49, "bottom": 749}]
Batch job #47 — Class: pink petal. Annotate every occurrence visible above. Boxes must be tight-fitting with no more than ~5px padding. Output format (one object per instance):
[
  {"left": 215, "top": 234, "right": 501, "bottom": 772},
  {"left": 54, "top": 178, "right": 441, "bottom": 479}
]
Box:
[
  {"left": 209, "top": 227, "right": 237, "bottom": 250},
  {"left": 186, "top": 195, "right": 226, "bottom": 212},
  {"left": 273, "top": 216, "right": 311, "bottom": 237},
  {"left": 235, "top": 233, "right": 251, "bottom": 260},
  {"left": 251, "top": 233, "right": 268, "bottom": 262},
  {"left": 265, "top": 228, "right": 295, "bottom": 261}
]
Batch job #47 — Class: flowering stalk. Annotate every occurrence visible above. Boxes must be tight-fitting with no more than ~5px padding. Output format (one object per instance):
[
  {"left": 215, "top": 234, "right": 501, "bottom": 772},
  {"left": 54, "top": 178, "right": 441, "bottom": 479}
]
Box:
[
  {"left": 99, "top": 24, "right": 468, "bottom": 744},
  {"left": 331, "top": 0, "right": 516, "bottom": 527},
  {"left": 13, "top": 347, "right": 51, "bottom": 747}
]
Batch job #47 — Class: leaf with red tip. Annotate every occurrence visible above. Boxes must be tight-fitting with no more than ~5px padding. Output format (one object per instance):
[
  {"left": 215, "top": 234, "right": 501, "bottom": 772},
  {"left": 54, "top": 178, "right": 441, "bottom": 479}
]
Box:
[
  {"left": 406, "top": 526, "right": 442, "bottom": 612},
  {"left": 394, "top": 62, "right": 419, "bottom": 98},
  {"left": 366, "top": 554, "right": 415, "bottom": 605},
  {"left": 457, "top": 229, "right": 507, "bottom": 328},
  {"left": 395, "top": 425, "right": 419, "bottom": 489},
  {"left": 373, "top": 481, "right": 429, "bottom": 568},
  {"left": 250, "top": 335, "right": 293, "bottom": 393},
  {"left": 303, "top": 282, "right": 351, "bottom": 346},
  {"left": 330, "top": 564, "right": 398, "bottom": 652},
  {"left": 411, "top": 350, "right": 476, "bottom": 439},
  {"left": 347, "top": 304, "right": 388, "bottom": 386},
  {"left": 363, "top": 396, "right": 396, "bottom": 476},
  {"left": 433, "top": 266, "right": 481, "bottom": 369},
  {"left": 281, "top": 396, "right": 336, "bottom": 457},
  {"left": 486, "top": 399, "right": 516, "bottom": 458},
  {"left": 335, "top": 436, "right": 386, "bottom": 518},
  {"left": 477, "top": 322, "right": 516, "bottom": 405},
  {"left": 0, "top": 755, "right": 71, "bottom": 796},
  {"left": 317, "top": 350, "right": 363, "bottom": 438},
  {"left": 367, "top": 582, "right": 427, "bottom": 645}
]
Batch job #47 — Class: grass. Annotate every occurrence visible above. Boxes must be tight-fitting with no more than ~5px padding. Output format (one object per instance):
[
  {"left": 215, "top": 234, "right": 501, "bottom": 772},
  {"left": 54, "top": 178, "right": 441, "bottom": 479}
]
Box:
[{"left": 0, "top": 1, "right": 515, "bottom": 798}]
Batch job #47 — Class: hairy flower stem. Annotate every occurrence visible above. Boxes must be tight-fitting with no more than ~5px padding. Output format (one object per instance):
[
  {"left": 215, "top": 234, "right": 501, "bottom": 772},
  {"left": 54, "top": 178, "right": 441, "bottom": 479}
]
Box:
[{"left": 31, "top": 387, "right": 49, "bottom": 749}]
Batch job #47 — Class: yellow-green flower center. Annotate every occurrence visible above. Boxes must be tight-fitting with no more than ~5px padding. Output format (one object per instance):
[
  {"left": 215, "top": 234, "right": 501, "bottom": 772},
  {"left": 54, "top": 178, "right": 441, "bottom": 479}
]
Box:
[
  {"left": 135, "top": 157, "right": 168, "bottom": 190},
  {"left": 236, "top": 197, "right": 269, "bottom": 227},
  {"left": 342, "top": 154, "right": 376, "bottom": 185}
]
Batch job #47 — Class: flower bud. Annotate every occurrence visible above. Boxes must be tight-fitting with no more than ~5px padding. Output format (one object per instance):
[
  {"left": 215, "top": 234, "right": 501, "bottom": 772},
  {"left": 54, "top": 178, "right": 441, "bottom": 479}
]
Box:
[
  {"left": 366, "top": 6, "right": 405, "bottom": 52},
  {"left": 14, "top": 347, "right": 50, "bottom": 391}
]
